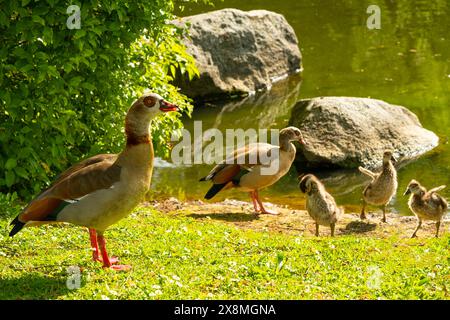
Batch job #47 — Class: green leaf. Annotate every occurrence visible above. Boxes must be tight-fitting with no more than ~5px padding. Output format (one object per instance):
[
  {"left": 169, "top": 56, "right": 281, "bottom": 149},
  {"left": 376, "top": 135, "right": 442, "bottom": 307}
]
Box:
[
  {"left": 35, "top": 51, "right": 48, "bottom": 60},
  {"left": 81, "top": 82, "right": 96, "bottom": 91},
  {"left": 275, "top": 252, "right": 285, "bottom": 273},
  {"left": 1, "top": 90, "right": 11, "bottom": 105},
  {"left": 99, "top": 54, "right": 109, "bottom": 62},
  {"left": 5, "top": 170, "right": 15, "bottom": 187},
  {"left": 47, "top": 65, "right": 59, "bottom": 78},
  {"left": 0, "top": 10, "right": 8, "bottom": 27},
  {"left": 32, "top": 15, "right": 45, "bottom": 26},
  {"left": 5, "top": 158, "right": 17, "bottom": 170},
  {"left": 73, "top": 29, "right": 86, "bottom": 39},
  {"left": 69, "top": 76, "right": 83, "bottom": 87},
  {"left": 170, "top": 65, "right": 176, "bottom": 77},
  {"left": 14, "top": 167, "right": 28, "bottom": 179},
  {"left": 64, "top": 63, "right": 73, "bottom": 73},
  {"left": 43, "top": 27, "right": 53, "bottom": 44}
]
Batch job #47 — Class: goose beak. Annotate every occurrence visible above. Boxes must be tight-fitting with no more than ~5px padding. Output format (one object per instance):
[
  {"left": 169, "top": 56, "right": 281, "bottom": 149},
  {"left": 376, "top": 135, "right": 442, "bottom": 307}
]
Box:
[
  {"left": 160, "top": 100, "right": 179, "bottom": 112},
  {"left": 403, "top": 188, "right": 411, "bottom": 196},
  {"left": 298, "top": 137, "right": 307, "bottom": 145},
  {"left": 391, "top": 155, "right": 397, "bottom": 164}
]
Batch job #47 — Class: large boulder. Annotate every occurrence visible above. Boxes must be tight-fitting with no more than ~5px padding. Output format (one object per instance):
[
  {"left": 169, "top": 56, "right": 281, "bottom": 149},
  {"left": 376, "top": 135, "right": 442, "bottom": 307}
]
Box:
[
  {"left": 289, "top": 97, "right": 439, "bottom": 169},
  {"left": 173, "top": 9, "right": 302, "bottom": 100}
]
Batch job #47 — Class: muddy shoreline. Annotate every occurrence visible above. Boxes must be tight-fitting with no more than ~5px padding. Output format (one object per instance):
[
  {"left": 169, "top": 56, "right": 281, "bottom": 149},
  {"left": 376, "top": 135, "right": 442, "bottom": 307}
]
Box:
[{"left": 143, "top": 198, "right": 449, "bottom": 239}]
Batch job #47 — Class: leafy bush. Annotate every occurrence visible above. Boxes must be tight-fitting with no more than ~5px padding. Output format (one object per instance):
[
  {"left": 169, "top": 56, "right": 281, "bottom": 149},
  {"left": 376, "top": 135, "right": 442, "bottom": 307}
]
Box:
[{"left": 0, "top": 0, "right": 204, "bottom": 198}]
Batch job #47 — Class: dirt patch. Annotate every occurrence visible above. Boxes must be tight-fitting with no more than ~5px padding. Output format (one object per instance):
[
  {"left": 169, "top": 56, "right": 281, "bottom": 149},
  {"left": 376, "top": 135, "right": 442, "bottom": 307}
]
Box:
[{"left": 144, "top": 198, "right": 449, "bottom": 239}]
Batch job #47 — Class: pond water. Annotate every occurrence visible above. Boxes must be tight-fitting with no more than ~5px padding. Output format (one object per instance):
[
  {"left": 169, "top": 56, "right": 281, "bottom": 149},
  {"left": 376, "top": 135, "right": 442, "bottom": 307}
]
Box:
[{"left": 151, "top": 0, "right": 450, "bottom": 215}]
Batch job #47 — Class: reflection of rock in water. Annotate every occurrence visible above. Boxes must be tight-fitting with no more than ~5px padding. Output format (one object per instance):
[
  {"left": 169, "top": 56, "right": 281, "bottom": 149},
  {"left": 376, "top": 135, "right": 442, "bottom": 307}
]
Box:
[
  {"left": 179, "top": 75, "right": 302, "bottom": 163},
  {"left": 197, "top": 74, "right": 302, "bottom": 130}
]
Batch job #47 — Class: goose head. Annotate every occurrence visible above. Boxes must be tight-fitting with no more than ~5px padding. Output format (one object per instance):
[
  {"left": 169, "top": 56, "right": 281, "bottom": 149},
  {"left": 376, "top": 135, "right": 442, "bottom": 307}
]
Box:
[
  {"left": 125, "top": 92, "right": 179, "bottom": 142},
  {"left": 383, "top": 150, "right": 397, "bottom": 165},
  {"left": 280, "top": 126, "right": 306, "bottom": 145},
  {"left": 404, "top": 179, "right": 423, "bottom": 196},
  {"left": 131, "top": 92, "right": 179, "bottom": 117},
  {"left": 299, "top": 174, "right": 320, "bottom": 195}
]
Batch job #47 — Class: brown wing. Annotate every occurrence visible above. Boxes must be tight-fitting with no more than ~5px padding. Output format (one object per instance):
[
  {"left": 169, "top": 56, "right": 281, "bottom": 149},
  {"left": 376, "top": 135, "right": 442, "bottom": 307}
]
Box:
[
  {"left": 211, "top": 164, "right": 242, "bottom": 184},
  {"left": 428, "top": 185, "right": 446, "bottom": 194},
  {"left": 226, "top": 143, "right": 276, "bottom": 167},
  {"left": 52, "top": 154, "right": 118, "bottom": 184},
  {"left": 18, "top": 155, "right": 121, "bottom": 223},
  {"left": 439, "top": 196, "right": 448, "bottom": 211},
  {"left": 204, "top": 143, "right": 278, "bottom": 184},
  {"left": 429, "top": 192, "right": 448, "bottom": 211},
  {"left": 358, "top": 166, "right": 378, "bottom": 180}
]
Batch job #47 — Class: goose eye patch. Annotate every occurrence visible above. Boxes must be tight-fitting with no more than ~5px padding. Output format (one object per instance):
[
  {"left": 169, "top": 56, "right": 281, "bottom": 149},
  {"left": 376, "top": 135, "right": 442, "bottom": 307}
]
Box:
[{"left": 144, "top": 96, "right": 156, "bottom": 107}]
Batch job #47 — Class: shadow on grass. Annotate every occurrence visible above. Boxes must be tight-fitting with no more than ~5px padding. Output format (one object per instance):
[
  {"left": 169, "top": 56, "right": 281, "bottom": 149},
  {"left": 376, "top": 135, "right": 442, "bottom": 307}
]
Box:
[
  {"left": 341, "top": 221, "right": 377, "bottom": 234},
  {"left": 187, "top": 212, "right": 260, "bottom": 222},
  {"left": 0, "top": 272, "right": 72, "bottom": 300}
]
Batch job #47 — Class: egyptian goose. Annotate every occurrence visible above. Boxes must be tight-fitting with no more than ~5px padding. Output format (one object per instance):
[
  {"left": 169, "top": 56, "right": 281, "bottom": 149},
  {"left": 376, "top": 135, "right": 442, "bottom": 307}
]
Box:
[
  {"left": 404, "top": 180, "right": 448, "bottom": 238},
  {"left": 299, "top": 174, "right": 341, "bottom": 237},
  {"left": 359, "top": 150, "right": 398, "bottom": 223},
  {"left": 200, "top": 126, "right": 306, "bottom": 215},
  {"left": 9, "top": 92, "right": 178, "bottom": 270}
]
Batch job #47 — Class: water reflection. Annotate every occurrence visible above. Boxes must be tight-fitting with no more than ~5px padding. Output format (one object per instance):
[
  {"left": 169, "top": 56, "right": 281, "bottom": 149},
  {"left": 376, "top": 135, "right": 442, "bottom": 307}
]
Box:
[{"left": 184, "top": 74, "right": 302, "bottom": 131}]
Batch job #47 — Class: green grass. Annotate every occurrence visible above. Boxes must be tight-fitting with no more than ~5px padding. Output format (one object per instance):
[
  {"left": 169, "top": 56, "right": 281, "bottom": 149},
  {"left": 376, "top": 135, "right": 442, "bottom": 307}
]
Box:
[{"left": 0, "top": 202, "right": 449, "bottom": 300}]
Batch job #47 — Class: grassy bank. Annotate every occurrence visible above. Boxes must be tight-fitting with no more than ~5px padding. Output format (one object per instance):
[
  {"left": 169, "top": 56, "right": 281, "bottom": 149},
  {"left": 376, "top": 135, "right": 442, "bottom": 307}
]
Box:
[{"left": 0, "top": 200, "right": 449, "bottom": 300}]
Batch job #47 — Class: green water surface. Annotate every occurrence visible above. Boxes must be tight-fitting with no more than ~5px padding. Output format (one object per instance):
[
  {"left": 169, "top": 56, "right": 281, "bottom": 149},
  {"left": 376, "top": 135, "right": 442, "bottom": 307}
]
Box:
[{"left": 151, "top": 0, "right": 450, "bottom": 215}]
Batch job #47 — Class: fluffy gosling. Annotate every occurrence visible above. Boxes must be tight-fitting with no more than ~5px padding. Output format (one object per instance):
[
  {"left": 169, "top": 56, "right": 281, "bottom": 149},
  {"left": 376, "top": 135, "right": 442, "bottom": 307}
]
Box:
[
  {"left": 299, "top": 174, "right": 341, "bottom": 237},
  {"left": 359, "top": 150, "right": 398, "bottom": 223},
  {"left": 404, "top": 180, "right": 448, "bottom": 238}
]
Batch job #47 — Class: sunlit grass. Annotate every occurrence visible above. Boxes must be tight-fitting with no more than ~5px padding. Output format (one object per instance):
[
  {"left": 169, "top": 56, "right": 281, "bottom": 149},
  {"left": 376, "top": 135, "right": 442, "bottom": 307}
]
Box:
[{"left": 0, "top": 203, "right": 449, "bottom": 300}]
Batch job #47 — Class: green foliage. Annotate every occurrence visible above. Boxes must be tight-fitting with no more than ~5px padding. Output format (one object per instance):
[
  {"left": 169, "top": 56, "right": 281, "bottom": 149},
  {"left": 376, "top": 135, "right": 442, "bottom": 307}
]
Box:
[
  {"left": 0, "top": 205, "right": 448, "bottom": 299},
  {"left": 0, "top": 192, "right": 21, "bottom": 220},
  {"left": 0, "top": 0, "right": 206, "bottom": 198}
]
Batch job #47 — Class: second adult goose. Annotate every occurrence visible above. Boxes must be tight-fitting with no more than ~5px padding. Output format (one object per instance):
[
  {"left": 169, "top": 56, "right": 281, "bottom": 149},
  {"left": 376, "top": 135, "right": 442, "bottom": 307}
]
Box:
[{"left": 200, "top": 127, "right": 306, "bottom": 215}]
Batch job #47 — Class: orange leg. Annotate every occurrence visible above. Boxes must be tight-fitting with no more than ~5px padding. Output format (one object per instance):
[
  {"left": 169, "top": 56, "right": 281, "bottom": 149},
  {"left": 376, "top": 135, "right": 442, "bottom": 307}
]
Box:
[
  {"left": 89, "top": 229, "right": 119, "bottom": 264},
  {"left": 96, "top": 233, "right": 129, "bottom": 270},
  {"left": 254, "top": 190, "right": 278, "bottom": 215},
  {"left": 88, "top": 228, "right": 101, "bottom": 263},
  {"left": 249, "top": 191, "right": 261, "bottom": 212}
]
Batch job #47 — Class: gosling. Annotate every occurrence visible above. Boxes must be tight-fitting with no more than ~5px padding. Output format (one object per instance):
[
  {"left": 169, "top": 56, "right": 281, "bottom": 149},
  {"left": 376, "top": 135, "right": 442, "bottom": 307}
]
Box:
[
  {"left": 359, "top": 150, "right": 398, "bottom": 223},
  {"left": 299, "top": 174, "right": 341, "bottom": 237},
  {"left": 404, "top": 180, "right": 448, "bottom": 238}
]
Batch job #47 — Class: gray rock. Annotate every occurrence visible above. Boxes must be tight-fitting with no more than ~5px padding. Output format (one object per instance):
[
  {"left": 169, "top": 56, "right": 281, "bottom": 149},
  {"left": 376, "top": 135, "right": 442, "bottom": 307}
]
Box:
[
  {"left": 173, "top": 8, "right": 302, "bottom": 99},
  {"left": 289, "top": 97, "right": 439, "bottom": 169}
]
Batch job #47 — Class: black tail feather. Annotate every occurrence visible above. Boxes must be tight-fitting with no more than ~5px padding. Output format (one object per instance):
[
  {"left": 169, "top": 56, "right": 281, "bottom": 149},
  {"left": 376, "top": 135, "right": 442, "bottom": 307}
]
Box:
[
  {"left": 10, "top": 215, "right": 19, "bottom": 226},
  {"left": 204, "top": 183, "right": 227, "bottom": 200},
  {"left": 9, "top": 220, "right": 25, "bottom": 237},
  {"left": 199, "top": 177, "right": 207, "bottom": 182}
]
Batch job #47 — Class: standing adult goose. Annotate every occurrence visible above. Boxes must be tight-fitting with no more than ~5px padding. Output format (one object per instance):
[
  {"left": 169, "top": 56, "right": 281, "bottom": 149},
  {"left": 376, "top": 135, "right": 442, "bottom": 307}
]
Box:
[
  {"left": 359, "top": 150, "right": 398, "bottom": 223},
  {"left": 200, "top": 127, "right": 306, "bottom": 215},
  {"left": 404, "top": 180, "right": 448, "bottom": 238},
  {"left": 9, "top": 92, "right": 178, "bottom": 270}
]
